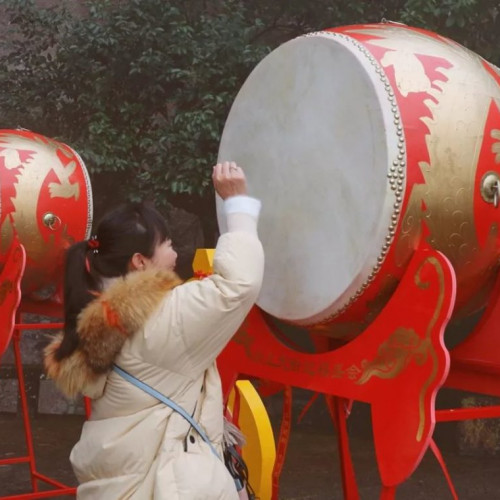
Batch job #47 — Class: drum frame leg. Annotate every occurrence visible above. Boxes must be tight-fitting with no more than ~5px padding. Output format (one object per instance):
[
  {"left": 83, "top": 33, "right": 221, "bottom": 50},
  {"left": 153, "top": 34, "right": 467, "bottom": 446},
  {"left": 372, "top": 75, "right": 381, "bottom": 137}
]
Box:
[
  {"left": 325, "top": 396, "right": 359, "bottom": 500},
  {"left": 380, "top": 486, "right": 396, "bottom": 500},
  {"left": 0, "top": 316, "right": 77, "bottom": 499},
  {"left": 216, "top": 246, "right": 456, "bottom": 498}
]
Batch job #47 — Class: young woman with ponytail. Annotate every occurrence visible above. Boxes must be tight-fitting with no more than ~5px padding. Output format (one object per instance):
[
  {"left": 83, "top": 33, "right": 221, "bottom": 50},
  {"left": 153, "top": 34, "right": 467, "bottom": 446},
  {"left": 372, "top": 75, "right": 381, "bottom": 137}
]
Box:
[{"left": 44, "top": 162, "right": 263, "bottom": 499}]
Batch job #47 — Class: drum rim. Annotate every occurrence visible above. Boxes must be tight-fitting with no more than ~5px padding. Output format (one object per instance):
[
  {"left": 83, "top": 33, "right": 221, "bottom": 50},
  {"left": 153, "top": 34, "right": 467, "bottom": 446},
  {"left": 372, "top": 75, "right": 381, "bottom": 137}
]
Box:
[{"left": 217, "top": 30, "right": 406, "bottom": 325}]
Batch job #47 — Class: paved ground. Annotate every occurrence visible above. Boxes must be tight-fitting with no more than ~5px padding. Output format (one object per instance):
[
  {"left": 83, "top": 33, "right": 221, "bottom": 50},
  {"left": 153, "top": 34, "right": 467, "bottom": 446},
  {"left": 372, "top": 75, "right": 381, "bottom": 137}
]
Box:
[{"left": 1, "top": 392, "right": 500, "bottom": 499}]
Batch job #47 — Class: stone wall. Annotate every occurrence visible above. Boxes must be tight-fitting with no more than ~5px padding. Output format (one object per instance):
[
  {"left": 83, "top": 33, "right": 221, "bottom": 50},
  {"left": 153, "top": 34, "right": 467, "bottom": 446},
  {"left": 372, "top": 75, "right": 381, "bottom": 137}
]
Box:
[{"left": 0, "top": 317, "right": 85, "bottom": 416}]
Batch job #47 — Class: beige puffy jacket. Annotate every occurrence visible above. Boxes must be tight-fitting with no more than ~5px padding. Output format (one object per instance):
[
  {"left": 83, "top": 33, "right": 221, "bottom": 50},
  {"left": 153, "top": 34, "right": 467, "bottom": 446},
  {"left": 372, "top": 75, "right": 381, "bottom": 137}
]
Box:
[{"left": 44, "top": 196, "right": 264, "bottom": 499}]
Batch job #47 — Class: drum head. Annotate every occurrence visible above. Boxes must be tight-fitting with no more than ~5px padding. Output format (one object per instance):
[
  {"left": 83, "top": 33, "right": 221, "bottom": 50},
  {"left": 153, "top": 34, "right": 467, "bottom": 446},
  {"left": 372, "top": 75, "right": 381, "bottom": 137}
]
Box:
[{"left": 217, "top": 33, "right": 401, "bottom": 325}]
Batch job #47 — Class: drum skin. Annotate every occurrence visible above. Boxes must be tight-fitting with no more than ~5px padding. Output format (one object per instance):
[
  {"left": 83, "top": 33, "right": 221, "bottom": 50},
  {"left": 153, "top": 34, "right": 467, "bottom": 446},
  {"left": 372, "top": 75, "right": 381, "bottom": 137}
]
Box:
[
  {"left": 217, "top": 23, "right": 500, "bottom": 338},
  {"left": 0, "top": 130, "right": 92, "bottom": 299}
]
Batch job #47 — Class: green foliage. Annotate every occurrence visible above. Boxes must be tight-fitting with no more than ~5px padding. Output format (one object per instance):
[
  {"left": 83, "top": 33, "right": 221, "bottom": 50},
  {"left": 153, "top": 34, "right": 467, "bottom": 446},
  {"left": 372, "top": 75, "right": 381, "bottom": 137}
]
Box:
[
  {"left": 399, "top": 0, "right": 500, "bottom": 60},
  {"left": 0, "top": 0, "right": 499, "bottom": 217},
  {"left": 0, "top": 0, "right": 270, "bottom": 210},
  {"left": 238, "top": 0, "right": 500, "bottom": 64}
]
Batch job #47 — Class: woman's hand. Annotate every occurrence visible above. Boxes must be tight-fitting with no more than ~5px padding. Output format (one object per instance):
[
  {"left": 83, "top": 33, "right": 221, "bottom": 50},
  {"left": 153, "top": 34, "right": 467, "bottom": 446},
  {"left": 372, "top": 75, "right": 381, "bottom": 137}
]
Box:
[{"left": 212, "top": 161, "right": 248, "bottom": 200}]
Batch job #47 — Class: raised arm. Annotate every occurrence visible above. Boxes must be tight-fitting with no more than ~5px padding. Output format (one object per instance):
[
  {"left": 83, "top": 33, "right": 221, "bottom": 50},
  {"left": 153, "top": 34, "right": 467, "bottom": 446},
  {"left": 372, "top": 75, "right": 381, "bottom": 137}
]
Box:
[{"left": 148, "top": 163, "right": 264, "bottom": 376}]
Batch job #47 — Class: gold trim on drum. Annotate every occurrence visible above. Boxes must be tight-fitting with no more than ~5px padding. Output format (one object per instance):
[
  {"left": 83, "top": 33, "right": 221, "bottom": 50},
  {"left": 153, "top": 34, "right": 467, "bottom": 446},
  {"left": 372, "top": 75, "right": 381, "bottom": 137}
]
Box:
[
  {"left": 352, "top": 26, "right": 500, "bottom": 320},
  {"left": 312, "top": 26, "right": 500, "bottom": 330}
]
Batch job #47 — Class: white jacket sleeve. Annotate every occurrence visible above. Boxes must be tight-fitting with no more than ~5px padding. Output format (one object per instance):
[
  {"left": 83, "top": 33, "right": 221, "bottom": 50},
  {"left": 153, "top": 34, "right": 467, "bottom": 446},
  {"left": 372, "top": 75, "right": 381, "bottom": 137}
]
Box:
[{"left": 165, "top": 195, "right": 264, "bottom": 375}]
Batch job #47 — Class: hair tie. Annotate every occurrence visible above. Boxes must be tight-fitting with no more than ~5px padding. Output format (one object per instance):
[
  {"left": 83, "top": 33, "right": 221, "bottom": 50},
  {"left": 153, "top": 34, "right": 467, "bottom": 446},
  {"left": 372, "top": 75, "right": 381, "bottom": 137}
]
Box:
[{"left": 88, "top": 236, "right": 99, "bottom": 253}]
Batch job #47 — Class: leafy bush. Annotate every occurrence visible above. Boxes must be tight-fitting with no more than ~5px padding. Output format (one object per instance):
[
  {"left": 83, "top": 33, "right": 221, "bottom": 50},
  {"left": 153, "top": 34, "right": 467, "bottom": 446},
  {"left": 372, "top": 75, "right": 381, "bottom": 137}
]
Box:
[
  {"left": 0, "top": 0, "right": 498, "bottom": 228},
  {"left": 0, "top": 0, "right": 270, "bottom": 225}
]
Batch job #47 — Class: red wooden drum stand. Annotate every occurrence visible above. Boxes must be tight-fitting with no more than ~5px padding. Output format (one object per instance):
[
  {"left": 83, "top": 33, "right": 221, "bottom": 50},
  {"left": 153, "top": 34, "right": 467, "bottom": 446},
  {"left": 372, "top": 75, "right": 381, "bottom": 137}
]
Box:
[
  {"left": 219, "top": 245, "right": 457, "bottom": 499},
  {"left": 0, "top": 238, "right": 76, "bottom": 499}
]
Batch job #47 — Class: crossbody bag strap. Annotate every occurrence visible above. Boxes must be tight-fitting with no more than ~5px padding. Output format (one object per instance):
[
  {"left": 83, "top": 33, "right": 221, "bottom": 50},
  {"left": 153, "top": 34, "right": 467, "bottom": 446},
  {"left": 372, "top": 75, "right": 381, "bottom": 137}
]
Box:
[{"left": 112, "top": 364, "right": 220, "bottom": 459}]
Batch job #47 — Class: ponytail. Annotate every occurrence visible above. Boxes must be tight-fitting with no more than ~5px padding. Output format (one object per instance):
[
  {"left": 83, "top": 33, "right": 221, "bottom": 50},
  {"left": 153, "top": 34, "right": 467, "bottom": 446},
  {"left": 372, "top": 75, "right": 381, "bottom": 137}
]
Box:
[{"left": 53, "top": 241, "right": 100, "bottom": 361}]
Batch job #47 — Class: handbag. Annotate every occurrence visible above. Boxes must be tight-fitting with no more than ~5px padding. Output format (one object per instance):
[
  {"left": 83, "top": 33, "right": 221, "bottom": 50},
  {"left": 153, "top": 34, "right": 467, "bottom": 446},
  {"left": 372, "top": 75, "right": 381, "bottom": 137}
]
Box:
[
  {"left": 224, "top": 444, "right": 256, "bottom": 500},
  {"left": 112, "top": 364, "right": 255, "bottom": 498}
]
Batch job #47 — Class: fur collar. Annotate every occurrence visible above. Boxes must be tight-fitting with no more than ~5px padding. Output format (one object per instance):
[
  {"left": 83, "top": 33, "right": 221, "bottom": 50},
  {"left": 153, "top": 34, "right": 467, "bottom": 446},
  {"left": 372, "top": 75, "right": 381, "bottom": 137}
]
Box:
[{"left": 44, "top": 269, "right": 182, "bottom": 398}]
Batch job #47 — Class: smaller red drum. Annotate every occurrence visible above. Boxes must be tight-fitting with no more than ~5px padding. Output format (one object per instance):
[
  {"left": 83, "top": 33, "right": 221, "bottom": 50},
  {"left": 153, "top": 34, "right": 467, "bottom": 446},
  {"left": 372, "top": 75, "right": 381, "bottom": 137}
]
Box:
[{"left": 0, "top": 129, "right": 92, "bottom": 300}]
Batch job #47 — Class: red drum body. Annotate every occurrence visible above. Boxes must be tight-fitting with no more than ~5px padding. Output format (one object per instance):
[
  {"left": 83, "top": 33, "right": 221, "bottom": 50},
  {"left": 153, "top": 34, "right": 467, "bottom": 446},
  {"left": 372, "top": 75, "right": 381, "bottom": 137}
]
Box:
[
  {"left": 217, "top": 24, "right": 500, "bottom": 338},
  {"left": 0, "top": 130, "right": 92, "bottom": 299}
]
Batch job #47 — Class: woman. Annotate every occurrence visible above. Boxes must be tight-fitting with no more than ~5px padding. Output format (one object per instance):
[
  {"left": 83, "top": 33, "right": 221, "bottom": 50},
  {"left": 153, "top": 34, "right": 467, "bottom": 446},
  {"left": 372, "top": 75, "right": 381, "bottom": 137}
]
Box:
[{"left": 44, "top": 162, "right": 264, "bottom": 499}]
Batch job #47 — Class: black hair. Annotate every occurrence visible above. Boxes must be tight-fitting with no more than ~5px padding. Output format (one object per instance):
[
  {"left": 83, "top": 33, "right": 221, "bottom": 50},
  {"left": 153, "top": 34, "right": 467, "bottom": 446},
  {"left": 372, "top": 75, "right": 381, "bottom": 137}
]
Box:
[{"left": 54, "top": 201, "right": 171, "bottom": 361}]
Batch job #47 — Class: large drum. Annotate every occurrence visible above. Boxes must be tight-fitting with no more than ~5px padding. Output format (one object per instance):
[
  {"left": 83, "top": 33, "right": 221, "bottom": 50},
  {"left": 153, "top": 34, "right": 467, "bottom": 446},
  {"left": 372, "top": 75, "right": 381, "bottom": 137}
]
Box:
[
  {"left": 217, "top": 23, "right": 500, "bottom": 338},
  {"left": 0, "top": 130, "right": 92, "bottom": 299}
]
